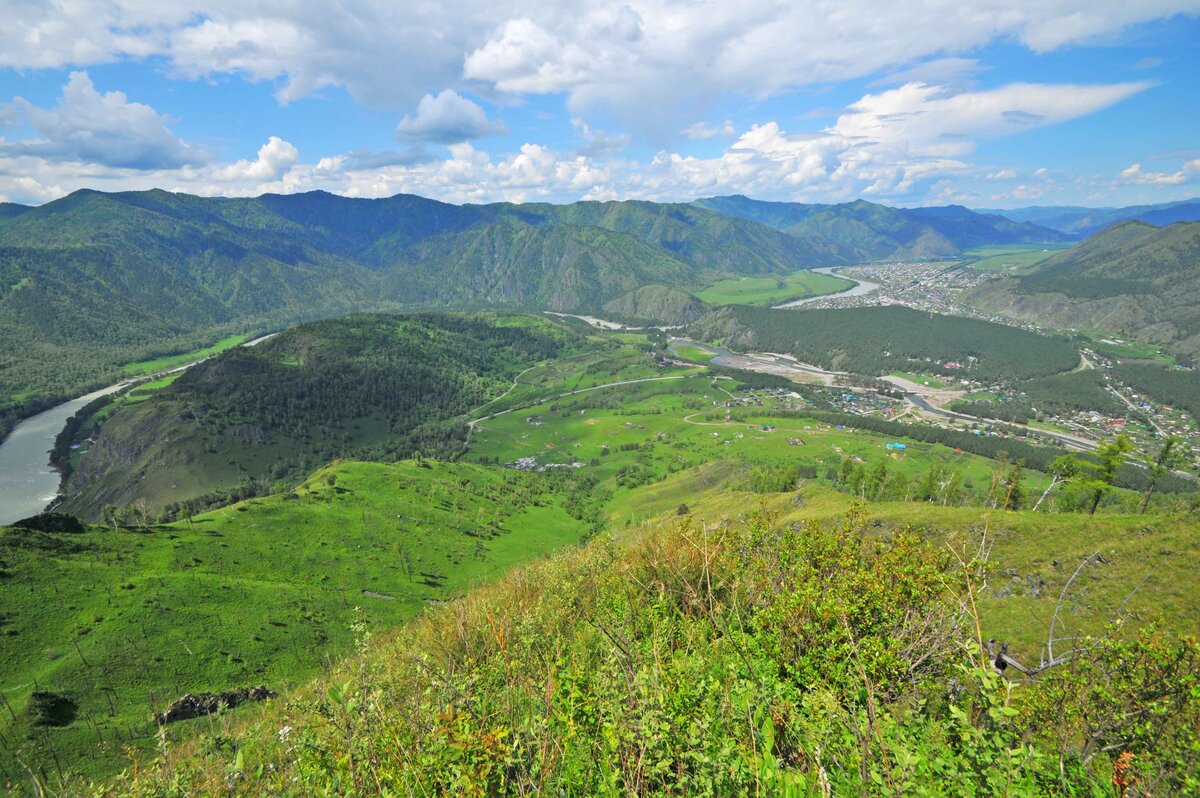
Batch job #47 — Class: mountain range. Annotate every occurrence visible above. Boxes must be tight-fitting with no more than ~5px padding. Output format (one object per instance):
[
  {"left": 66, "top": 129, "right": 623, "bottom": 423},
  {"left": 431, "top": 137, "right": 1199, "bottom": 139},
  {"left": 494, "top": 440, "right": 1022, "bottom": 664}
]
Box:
[
  {"left": 980, "top": 198, "right": 1200, "bottom": 237},
  {"left": 0, "top": 188, "right": 1069, "bottom": 434},
  {"left": 965, "top": 220, "right": 1200, "bottom": 359},
  {"left": 693, "top": 195, "right": 1069, "bottom": 260}
]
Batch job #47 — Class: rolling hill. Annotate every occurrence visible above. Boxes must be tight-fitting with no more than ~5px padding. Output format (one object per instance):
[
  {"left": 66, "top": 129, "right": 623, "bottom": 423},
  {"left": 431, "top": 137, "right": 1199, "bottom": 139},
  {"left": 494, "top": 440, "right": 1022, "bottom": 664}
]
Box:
[
  {"left": 693, "top": 195, "right": 1069, "bottom": 261},
  {"left": 965, "top": 220, "right": 1200, "bottom": 360},
  {"left": 57, "top": 313, "right": 580, "bottom": 520}
]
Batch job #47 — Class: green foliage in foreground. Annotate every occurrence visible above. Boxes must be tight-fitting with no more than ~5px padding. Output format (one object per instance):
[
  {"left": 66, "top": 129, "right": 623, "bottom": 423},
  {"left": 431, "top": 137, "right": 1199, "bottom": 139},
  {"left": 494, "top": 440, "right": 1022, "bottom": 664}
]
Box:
[
  {"left": 87, "top": 510, "right": 1200, "bottom": 796},
  {"left": 0, "top": 460, "right": 595, "bottom": 786}
]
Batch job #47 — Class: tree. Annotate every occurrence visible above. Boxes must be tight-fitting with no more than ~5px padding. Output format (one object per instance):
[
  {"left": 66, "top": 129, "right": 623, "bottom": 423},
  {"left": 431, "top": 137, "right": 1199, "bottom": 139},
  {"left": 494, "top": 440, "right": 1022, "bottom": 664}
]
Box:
[
  {"left": 1141, "top": 435, "right": 1186, "bottom": 515},
  {"left": 999, "top": 460, "right": 1025, "bottom": 511},
  {"left": 1085, "top": 434, "right": 1133, "bottom": 515},
  {"left": 100, "top": 504, "right": 119, "bottom": 532},
  {"left": 1032, "top": 454, "right": 1080, "bottom": 512}
]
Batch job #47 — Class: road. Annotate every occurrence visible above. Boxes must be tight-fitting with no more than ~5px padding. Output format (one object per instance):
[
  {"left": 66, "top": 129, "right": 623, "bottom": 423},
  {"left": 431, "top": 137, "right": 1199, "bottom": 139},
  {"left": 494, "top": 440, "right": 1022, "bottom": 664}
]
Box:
[
  {"left": 467, "top": 374, "right": 713, "bottom": 436},
  {"left": 903, "top": 393, "right": 1098, "bottom": 452}
]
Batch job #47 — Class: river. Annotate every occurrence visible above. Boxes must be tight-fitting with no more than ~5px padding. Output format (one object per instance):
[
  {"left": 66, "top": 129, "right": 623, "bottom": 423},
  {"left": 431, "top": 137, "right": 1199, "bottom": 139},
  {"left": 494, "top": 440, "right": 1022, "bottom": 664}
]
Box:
[
  {"left": 773, "top": 266, "right": 880, "bottom": 308},
  {"left": 0, "top": 383, "right": 131, "bottom": 524},
  {"left": 0, "top": 333, "right": 277, "bottom": 525}
]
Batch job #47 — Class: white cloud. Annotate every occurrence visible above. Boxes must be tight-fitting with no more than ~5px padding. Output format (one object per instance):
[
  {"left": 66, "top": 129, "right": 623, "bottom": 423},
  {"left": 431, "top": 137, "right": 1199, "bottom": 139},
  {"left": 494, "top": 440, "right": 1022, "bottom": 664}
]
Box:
[
  {"left": 1120, "top": 159, "right": 1200, "bottom": 185},
  {"left": 1, "top": 71, "right": 204, "bottom": 169},
  {"left": 0, "top": 78, "right": 1169, "bottom": 207},
  {"left": 0, "top": 1, "right": 1192, "bottom": 117},
  {"left": 834, "top": 81, "right": 1150, "bottom": 159},
  {"left": 986, "top": 169, "right": 1017, "bottom": 180},
  {"left": 209, "top": 136, "right": 299, "bottom": 182},
  {"left": 682, "top": 120, "right": 736, "bottom": 140},
  {"left": 572, "top": 118, "right": 629, "bottom": 157},
  {"left": 395, "top": 90, "right": 507, "bottom": 144}
]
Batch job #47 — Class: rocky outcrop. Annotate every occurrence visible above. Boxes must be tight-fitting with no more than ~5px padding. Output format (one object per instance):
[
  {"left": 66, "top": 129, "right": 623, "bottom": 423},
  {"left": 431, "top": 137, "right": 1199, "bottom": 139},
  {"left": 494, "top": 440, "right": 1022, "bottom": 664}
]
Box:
[{"left": 154, "top": 686, "right": 276, "bottom": 725}]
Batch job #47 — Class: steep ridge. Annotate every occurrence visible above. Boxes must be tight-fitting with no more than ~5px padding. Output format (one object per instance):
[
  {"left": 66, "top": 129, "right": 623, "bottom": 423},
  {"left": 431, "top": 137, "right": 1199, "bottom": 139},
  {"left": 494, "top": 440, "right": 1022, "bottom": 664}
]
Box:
[{"left": 965, "top": 220, "right": 1200, "bottom": 359}]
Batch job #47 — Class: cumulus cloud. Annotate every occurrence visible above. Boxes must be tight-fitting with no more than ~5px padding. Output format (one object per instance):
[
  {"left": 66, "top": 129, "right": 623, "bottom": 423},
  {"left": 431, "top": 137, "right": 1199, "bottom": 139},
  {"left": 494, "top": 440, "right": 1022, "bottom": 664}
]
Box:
[
  {"left": 0, "top": 1, "right": 1192, "bottom": 116},
  {"left": 1, "top": 71, "right": 204, "bottom": 169},
  {"left": 210, "top": 136, "right": 299, "bottom": 182},
  {"left": 0, "top": 75, "right": 1160, "bottom": 206},
  {"left": 1120, "top": 159, "right": 1200, "bottom": 185},
  {"left": 986, "top": 169, "right": 1018, "bottom": 180},
  {"left": 572, "top": 118, "right": 629, "bottom": 157},
  {"left": 395, "top": 90, "right": 507, "bottom": 144}
]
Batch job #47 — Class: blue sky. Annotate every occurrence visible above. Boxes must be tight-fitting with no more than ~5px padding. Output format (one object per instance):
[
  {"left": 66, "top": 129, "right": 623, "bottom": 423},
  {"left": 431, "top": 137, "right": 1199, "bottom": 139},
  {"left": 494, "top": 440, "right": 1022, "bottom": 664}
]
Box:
[{"left": 1, "top": 1, "right": 1197, "bottom": 207}]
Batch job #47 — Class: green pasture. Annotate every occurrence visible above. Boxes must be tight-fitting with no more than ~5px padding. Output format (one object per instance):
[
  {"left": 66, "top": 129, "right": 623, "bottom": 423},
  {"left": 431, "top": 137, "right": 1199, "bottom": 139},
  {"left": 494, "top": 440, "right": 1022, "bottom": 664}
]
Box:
[{"left": 695, "top": 269, "right": 852, "bottom": 305}]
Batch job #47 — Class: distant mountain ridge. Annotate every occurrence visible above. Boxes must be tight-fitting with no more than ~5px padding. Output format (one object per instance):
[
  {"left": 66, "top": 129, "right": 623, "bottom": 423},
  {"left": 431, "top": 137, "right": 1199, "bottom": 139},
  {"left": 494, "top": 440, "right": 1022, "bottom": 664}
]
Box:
[
  {"left": 693, "top": 195, "right": 1069, "bottom": 261},
  {"left": 0, "top": 187, "right": 1103, "bottom": 436},
  {"left": 980, "top": 198, "right": 1200, "bottom": 236},
  {"left": 965, "top": 220, "right": 1200, "bottom": 360},
  {"left": 0, "top": 188, "right": 813, "bottom": 432}
]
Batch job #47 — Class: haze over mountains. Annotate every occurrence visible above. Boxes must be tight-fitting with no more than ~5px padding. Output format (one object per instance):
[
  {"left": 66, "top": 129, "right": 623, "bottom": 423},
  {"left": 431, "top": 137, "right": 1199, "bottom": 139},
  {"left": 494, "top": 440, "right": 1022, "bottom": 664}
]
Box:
[
  {"left": 694, "top": 195, "right": 1071, "bottom": 260},
  {"left": 980, "top": 197, "right": 1200, "bottom": 236}
]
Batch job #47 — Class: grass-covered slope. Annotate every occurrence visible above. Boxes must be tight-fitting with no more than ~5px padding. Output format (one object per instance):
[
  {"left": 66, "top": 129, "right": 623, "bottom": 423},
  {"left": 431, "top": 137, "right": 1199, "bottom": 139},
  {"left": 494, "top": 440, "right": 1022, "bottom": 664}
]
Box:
[
  {"left": 78, "top": 494, "right": 1200, "bottom": 797},
  {"left": 966, "top": 221, "right": 1200, "bottom": 360},
  {"left": 688, "top": 304, "right": 1080, "bottom": 381},
  {"left": 59, "top": 313, "right": 578, "bottom": 519},
  {"left": 0, "top": 460, "right": 597, "bottom": 786}
]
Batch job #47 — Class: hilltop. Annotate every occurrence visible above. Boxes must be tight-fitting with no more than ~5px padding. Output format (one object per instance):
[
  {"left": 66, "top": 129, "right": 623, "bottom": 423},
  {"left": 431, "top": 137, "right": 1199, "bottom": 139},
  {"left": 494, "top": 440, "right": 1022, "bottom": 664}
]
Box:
[
  {"left": 965, "top": 221, "right": 1200, "bottom": 360},
  {"left": 58, "top": 313, "right": 580, "bottom": 520}
]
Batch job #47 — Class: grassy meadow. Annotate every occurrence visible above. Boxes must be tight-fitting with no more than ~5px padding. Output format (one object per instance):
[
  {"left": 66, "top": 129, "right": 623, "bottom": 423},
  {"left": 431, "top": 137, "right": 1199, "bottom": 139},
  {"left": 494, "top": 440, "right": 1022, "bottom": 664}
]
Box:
[
  {"left": 960, "top": 243, "right": 1069, "bottom": 273},
  {"left": 0, "top": 460, "right": 592, "bottom": 783},
  {"left": 695, "top": 269, "right": 852, "bottom": 305},
  {"left": 120, "top": 334, "right": 250, "bottom": 376}
]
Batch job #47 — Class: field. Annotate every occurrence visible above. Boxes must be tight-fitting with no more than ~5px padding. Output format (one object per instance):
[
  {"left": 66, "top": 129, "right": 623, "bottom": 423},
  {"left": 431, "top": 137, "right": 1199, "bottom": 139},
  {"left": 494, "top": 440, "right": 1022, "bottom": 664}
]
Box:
[
  {"left": 0, "top": 460, "right": 593, "bottom": 783},
  {"left": 1080, "top": 331, "right": 1175, "bottom": 363},
  {"left": 695, "top": 269, "right": 852, "bottom": 305},
  {"left": 465, "top": 376, "right": 1056, "bottom": 523},
  {"left": 889, "top": 369, "right": 954, "bottom": 388},
  {"left": 120, "top": 334, "right": 250, "bottom": 376},
  {"left": 960, "top": 243, "right": 1070, "bottom": 273}
]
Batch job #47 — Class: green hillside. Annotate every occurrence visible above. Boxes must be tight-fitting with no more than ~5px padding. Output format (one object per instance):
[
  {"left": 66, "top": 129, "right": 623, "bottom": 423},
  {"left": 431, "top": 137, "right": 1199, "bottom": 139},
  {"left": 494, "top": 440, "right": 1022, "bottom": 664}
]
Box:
[
  {"left": 0, "top": 189, "right": 812, "bottom": 438},
  {"left": 5, "top": 329, "right": 1199, "bottom": 792},
  {"left": 0, "top": 460, "right": 597, "bottom": 786},
  {"left": 694, "top": 195, "right": 1069, "bottom": 261},
  {"left": 601, "top": 284, "right": 708, "bottom": 325},
  {"left": 965, "top": 221, "right": 1200, "bottom": 361},
  {"left": 58, "top": 313, "right": 580, "bottom": 520},
  {"left": 33, "top": 480, "right": 1197, "bottom": 795}
]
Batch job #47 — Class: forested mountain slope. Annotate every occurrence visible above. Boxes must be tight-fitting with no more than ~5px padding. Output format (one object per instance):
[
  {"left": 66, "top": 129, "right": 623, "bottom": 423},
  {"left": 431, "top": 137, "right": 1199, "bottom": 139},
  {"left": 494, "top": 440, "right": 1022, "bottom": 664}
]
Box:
[
  {"left": 59, "top": 313, "right": 579, "bottom": 519},
  {"left": 693, "top": 195, "right": 1068, "bottom": 260},
  {"left": 965, "top": 221, "right": 1200, "bottom": 360},
  {"left": 0, "top": 189, "right": 813, "bottom": 437}
]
